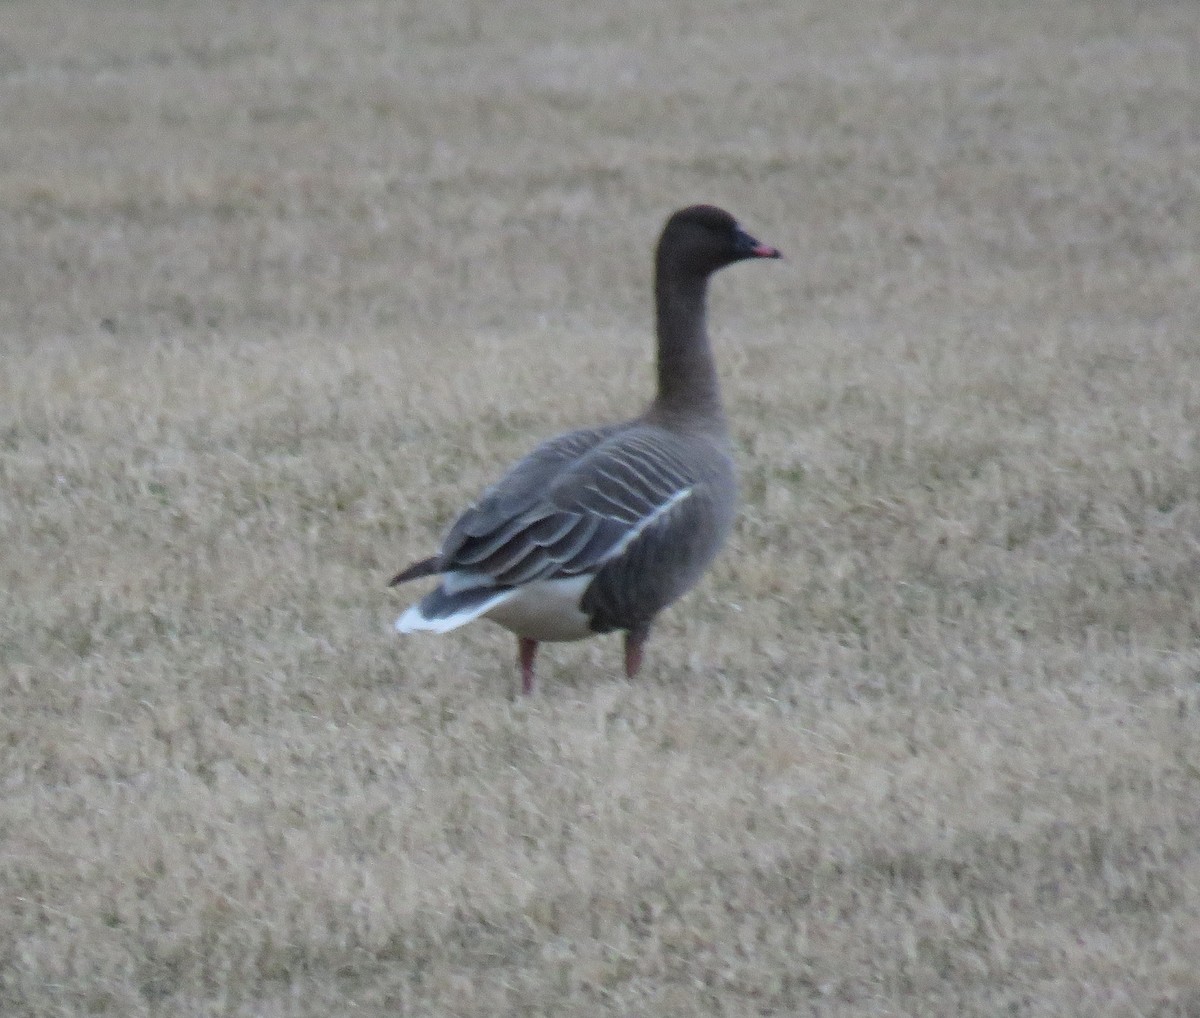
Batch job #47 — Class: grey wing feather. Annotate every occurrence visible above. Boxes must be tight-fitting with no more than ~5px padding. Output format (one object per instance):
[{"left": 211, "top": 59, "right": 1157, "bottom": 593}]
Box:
[
  {"left": 434, "top": 425, "right": 715, "bottom": 592},
  {"left": 452, "top": 506, "right": 557, "bottom": 566},
  {"left": 564, "top": 436, "right": 693, "bottom": 523},
  {"left": 451, "top": 425, "right": 624, "bottom": 540},
  {"left": 442, "top": 424, "right": 623, "bottom": 554},
  {"left": 437, "top": 424, "right": 628, "bottom": 582}
]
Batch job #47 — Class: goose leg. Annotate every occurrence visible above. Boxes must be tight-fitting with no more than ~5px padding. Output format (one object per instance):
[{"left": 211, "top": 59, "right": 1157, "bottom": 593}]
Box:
[
  {"left": 518, "top": 636, "right": 539, "bottom": 695},
  {"left": 623, "top": 626, "right": 650, "bottom": 679}
]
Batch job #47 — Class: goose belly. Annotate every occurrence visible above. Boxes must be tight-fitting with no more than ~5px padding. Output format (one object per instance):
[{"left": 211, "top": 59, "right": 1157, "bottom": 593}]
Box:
[{"left": 484, "top": 575, "right": 593, "bottom": 641}]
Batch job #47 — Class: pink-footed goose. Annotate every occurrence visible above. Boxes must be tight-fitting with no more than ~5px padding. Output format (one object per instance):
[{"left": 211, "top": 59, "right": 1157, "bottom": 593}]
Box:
[{"left": 391, "top": 205, "right": 781, "bottom": 693}]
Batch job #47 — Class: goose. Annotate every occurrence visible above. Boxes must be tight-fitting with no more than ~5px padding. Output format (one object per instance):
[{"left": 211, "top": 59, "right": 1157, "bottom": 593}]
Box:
[{"left": 391, "top": 204, "right": 781, "bottom": 694}]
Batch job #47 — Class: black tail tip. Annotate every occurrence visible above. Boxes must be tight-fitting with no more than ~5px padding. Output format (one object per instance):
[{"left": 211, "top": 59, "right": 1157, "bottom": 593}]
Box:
[{"left": 388, "top": 555, "right": 440, "bottom": 587}]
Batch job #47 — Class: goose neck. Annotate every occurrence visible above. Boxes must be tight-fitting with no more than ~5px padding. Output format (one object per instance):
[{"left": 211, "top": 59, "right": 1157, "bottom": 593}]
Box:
[{"left": 652, "top": 271, "right": 724, "bottom": 425}]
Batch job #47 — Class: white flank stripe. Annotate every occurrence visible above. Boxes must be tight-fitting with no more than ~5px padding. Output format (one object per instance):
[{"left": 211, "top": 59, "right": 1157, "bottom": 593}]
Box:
[{"left": 599, "top": 486, "right": 693, "bottom": 564}]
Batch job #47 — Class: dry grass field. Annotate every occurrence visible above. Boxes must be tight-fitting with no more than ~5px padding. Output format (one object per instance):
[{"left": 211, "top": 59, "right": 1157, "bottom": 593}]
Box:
[{"left": 2, "top": 0, "right": 1199, "bottom": 1014}]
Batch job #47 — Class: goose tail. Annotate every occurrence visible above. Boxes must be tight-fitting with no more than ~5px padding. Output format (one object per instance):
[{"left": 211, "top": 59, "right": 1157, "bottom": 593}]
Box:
[{"left": 395, "top": 585, "right": 514, "bottom": 634}]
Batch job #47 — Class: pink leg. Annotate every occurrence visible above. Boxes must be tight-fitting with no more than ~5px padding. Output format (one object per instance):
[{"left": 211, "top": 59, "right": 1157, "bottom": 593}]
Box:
[
  {"left": 518, "top": 636, "right": 538, "bottom": 695},
  {"left": 624, "top": 628, "right": 649, "bottom": 679}
]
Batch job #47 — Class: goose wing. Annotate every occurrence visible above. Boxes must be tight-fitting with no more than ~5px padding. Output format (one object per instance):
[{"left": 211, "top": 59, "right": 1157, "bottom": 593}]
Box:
[{"left": 438, "top": 426, "right": 706, "bottom": 589}]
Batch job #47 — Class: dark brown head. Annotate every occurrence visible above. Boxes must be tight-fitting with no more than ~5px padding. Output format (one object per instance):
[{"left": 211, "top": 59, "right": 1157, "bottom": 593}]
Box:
[{"left": 656, "top": 204, "right": 782, "bottom": 279}]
